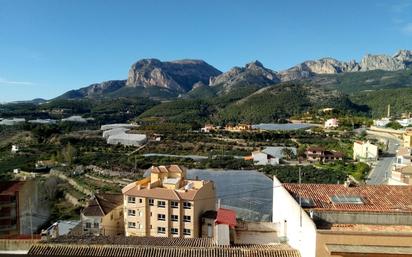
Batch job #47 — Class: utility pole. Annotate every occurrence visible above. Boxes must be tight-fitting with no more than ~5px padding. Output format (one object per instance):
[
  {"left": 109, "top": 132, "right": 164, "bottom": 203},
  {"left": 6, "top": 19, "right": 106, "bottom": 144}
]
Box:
[{"left": 298, "top": 167, "right": 302, "bottom": 228}]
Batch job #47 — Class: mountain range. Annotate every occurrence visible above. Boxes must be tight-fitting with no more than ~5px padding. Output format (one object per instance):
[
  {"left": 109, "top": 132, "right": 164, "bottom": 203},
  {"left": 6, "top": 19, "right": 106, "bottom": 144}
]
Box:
[{"left": 58, "top": 49, "right": 412, "bottom": 100}]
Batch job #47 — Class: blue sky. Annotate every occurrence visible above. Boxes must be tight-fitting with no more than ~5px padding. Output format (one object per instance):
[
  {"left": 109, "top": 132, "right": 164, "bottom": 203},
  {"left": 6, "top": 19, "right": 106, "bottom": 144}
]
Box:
[{"left": 1, "top": 0, "right": 412, "bottom": 102}]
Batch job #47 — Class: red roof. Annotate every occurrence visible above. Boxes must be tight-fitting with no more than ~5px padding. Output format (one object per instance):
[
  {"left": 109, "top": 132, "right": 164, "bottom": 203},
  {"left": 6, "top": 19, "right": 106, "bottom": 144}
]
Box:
[
  {"left": 215, "top": 208, "right": 237, "bottom": 228},
  {"left": 283, "top": 183, "right": 412, "bottom": 213},
  {"left": 0, "top": 181, "right": 26, "bottom": 195}
]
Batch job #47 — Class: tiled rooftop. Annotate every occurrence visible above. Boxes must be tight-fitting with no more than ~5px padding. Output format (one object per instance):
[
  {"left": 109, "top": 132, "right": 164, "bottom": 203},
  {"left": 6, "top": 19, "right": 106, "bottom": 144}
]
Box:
[
  {"left": 327, "top": 224, "right": 412, "bottom": 233},
  {"left": 29, "top": 236, "right": 301, "bottom": 257},
  {"left": 82, "top": 194, "right": 123, "bottom": 217},
  {"left": 283, "top": 183, "right": 412, "bottom": 213}
]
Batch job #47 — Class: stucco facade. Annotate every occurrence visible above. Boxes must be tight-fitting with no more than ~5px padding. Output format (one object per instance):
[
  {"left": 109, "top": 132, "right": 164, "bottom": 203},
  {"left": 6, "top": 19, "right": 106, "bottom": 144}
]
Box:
[{"left": 122, "top": 165, "right": 216, "bottom": 238}]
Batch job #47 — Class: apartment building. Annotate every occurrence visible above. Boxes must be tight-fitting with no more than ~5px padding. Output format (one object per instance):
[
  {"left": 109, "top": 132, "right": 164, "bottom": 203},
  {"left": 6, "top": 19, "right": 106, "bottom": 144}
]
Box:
[
  {"left": 273, "top": 176, "right": 412, "bottom": 257},
  {"left": 81, "top": 193, "right": 124, "bottom": 236},
  {"left": 122, "top": 165, "right": 216, "bottom": 238},
  {"left": 0, "top": 180, "right": 48, "bottom": 237},
  {"left": 353, "top": 140, "right": 378, "bottom": 162},
  {"left": 305, "top": 147, "right": 344, "bottom": 163}
]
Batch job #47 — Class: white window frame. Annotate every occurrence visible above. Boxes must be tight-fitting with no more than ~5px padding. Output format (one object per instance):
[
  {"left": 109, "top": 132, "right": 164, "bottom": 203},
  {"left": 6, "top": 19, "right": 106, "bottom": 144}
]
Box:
[
  {"left": 171, "top": 214, "right": 178, "bottom": 221},
  {"left": 183, "top": 215, "right": 191, "bottom": 222},
  {"left": 157, "top": 214, "right": 166, "bottom": 221},
  {"left": 171, "top": 228, "right": 178, "bottom": 235},
  {"left": 171, "top": 201, "right": 179, "bottom": 208},
  {"left": 183, "top": 228, "right": 191, "bottom": 235},
  {"left": 128, "top": 209, "right": 136, "bottom": 216},
  {"left": 128, "top": 196, "right": 136, "bottom": 204},
  {"left": 128, "top": 222, "right": 136, "bottom": 228},
  {"left": 158, "top": 200, "right": 166, "bottom": 208},
  {"left": 149, "top": 198, "right": 154, "bottom": 206},
  {"left": 157, "top": 227, "right": 166, "bottom": 234},
  {"left": 183, "top": 201, "right": 191, "bottom": 209}
]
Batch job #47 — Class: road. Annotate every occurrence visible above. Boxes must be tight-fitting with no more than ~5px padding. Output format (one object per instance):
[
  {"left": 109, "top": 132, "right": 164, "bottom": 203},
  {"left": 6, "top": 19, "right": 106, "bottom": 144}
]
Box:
[{"left": 366, "top": 133, "right": 400, "bottom": 185}]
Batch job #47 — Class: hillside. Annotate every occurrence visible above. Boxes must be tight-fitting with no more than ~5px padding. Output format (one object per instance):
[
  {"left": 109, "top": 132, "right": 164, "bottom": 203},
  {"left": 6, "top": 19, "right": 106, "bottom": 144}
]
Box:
[
  {"left": 309, "top": 69, "right": 412, "bottom": 94},
  {"left": 350, "top": 87, "right": 412, "bottom": 118},
  {"left": 216, "top": 83, "right": 367, "bottom": 123}
]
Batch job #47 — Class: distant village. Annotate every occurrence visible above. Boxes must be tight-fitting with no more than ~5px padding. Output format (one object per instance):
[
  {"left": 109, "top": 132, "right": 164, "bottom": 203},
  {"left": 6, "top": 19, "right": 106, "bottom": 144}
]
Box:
[{"left": 2, "top": 103, "right": 412, "bottom": 257}]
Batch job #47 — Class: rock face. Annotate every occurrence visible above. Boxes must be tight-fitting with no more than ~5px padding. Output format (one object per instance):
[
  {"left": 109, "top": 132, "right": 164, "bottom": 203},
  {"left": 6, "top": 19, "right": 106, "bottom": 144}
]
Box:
[
  {"left": 280, "top": 50, "right": 412, "bottom": 81},
  {"left": 280, "top": 58, "right": 360, "bottom": 81},
  {"left": 360, "top": 54, "right": 406, "bottom": 71},
  {"left": 59, "top": 80, "right": 126, "bottom": 99},
  {"left": 209, "top": 61, "right": 280, "bottom": 91},
  {"left": 393, "top": 50, "right": 412, "bottom": 67},
  {"left": 126, "top": 59, "right": 222, "bottom": 92}
]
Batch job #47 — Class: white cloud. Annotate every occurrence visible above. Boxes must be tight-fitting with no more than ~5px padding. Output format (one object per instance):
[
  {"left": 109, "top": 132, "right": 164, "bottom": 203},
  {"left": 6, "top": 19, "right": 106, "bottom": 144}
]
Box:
[
  {"left": 401, "top": 23, "right": 412, "bottom": 35},
  {"left": 0, "top": 77, "right": 35, "bottom": 86}
]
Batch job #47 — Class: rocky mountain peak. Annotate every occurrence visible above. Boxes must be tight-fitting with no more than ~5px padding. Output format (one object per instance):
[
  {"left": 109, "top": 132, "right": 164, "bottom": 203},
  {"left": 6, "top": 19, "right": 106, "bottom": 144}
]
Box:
[
  {"left": 245, "top": 60, "right": 265, "bottom": 69},
  {"left": 394, "top": 50, "right": 412, "bottom": 67},
  {"left": 126, "top": 58, "right": 221, "bottom": 92},
  {"left": 209, "top": 61, "right": 280, "bottom": 92},
  {"left": 360, "top": 54, "right": 406, "bottom": 71}
]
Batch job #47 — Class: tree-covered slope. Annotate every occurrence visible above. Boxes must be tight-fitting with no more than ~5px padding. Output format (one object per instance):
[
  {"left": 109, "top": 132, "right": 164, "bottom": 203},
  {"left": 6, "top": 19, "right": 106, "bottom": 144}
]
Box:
[{"left": 350, "top": 87, "right": 412, "bottom": 118}]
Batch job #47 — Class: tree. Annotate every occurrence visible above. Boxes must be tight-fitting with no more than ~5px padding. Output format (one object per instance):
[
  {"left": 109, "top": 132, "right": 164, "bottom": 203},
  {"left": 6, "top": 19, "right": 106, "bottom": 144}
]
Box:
[
  {"left": 386, "top": 121, "right": 403, "bottom": 130},
  {"left": 281, "top": 148, "right": 296, "bottom": 160},
  {"left": 62, "top": 143, "right": 77, "bottom": 165}
]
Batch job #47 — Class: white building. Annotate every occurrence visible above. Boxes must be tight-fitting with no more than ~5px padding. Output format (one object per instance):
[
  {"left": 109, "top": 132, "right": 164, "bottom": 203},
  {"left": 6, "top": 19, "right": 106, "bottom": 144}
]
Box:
[
  {"left": 373, "top": 117, "right": 390, "bottom": 127},
  {"left": 396, "top": 118, "right": 412, "bottom": 127},
  {"left": 353, "top": 141, "right": 378, "bottom": 162},
  {"left": 62, "top": 116, "right": 91, "bottom": 123},
  {"left": 107, "top": 132, "right": 147, "bottom": 146},
  {"left": 0, "top": 118, "right": 25, "bottom": 126},
  {"left": 251, "top": 147, "right": 297, "bottom": 165},
  {"left": 272, "top": 176, "right": 317, "bottom": 257},
  {"left": 11, "top": 145, "right": 19, "bottom": 153},
  {"left": 28, "top": 119, "right": 57, "bottom": 124},
  {"left": 324, "top": 118, "right": 338, "bottom": 129}
]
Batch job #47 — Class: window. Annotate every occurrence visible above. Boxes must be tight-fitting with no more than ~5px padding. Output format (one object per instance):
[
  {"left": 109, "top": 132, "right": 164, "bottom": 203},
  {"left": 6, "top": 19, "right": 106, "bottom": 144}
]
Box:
[
  {"left": 157, "top": 214, "right": 166, "bottom": 221},
  {"left": 299, "top": 197, "right": 315, "bottom": 208},
  {"left": 93, "top": 222, "right": 99, "bottom": 228},
  {"left": 139, "top": 198, "right": 143, "bottom": 203},
  {"left": 331, "top": 195, "right": 364, "bottom": 204},
  {"left": 157, "top": 227, "right": 166, "bottom": 234},
  {"left": 183, "top": 201, "right": 191, "bottom": 209},
  {"left": 149, "top": 199, "right": 154, "bottom": 206},
  {"left": 171, "top": 215, "right": 178, "bottom": 221},
  {"left": 171, "top": 228, "right": 178, "bottom": 235},
  {"left": 128, "top": 209, "right": 136, "bottom": 216},
  {"left": 128, "top": 222, "right": 136, "bottom": 228},
  {"left": 158, "top": 200, "right": 166, "bottom": 208},
  {"left": 85, "top": 222, "right": 91, "bottom": 228},
  {"left": 128, "top": 196, "right": 136, "bottom": 204},
  {"left": 183, "top": 215, "right": 191, "bottom": 222},
  {"left": 183, "top": 228, "right": 191, "bottom": 236},
  {"left": 171, "top": 201, "right": 179, "bottom": 208},
  {"left": 110, "top": 213, "right": 113, "bottom": 220}
]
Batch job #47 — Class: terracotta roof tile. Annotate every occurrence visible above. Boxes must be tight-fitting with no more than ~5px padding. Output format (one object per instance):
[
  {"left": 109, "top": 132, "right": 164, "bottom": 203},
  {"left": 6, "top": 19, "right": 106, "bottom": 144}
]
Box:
[
  {"left": 29, "top": 236, "right": 301, "bottom": 257},
  {"left": 83, "top": 194, "right": 122, "bottom": 217},
  {"left": 283, "top": 183, "right": 412, "bottom": 213},
  {"left": 216, "top": 208, "right": 237, "bottom": 228}
]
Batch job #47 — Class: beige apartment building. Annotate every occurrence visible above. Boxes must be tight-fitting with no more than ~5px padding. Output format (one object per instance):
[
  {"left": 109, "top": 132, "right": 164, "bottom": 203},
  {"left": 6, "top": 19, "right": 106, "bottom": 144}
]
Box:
[
  {"left": 81, "top": 193, "right": 124, "bottom": 236},
  {"left": 122, "top": 165, "right": 216, "bottom": 238}
]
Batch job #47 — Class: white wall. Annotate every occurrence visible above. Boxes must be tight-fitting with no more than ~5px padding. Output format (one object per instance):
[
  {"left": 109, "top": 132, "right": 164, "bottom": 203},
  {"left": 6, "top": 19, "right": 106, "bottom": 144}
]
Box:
[
  {"left": 272, "top": 176, "right": 317, "bottom": 257},
  {"left": 215, "top": 224, "right": 230, "bottom": 246}
]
